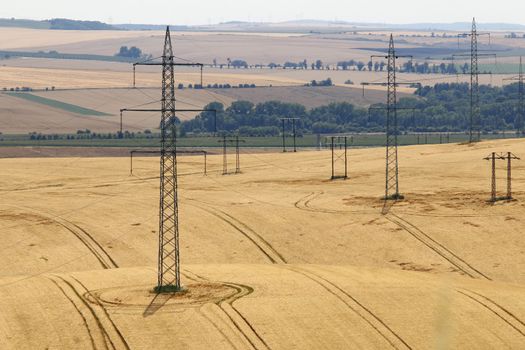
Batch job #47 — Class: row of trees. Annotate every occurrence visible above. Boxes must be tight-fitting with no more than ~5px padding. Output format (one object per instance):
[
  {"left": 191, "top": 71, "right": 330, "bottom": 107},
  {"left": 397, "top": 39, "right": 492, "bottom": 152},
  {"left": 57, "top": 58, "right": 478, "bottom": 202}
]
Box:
[
  {"left": 208, "top": 57, "right": 471, "bottom": 74},
  {"left": 27, "top": 130, "right": 155, "bottom": 140},
  {"left": 402, "top": 62, "right": 468, "bottom": 74},
  {"left": 181, "top": 82, "right": 525, "bottom": 136},
  {"left": 177, "top": 83, "right": 257, "bottom": 90}
]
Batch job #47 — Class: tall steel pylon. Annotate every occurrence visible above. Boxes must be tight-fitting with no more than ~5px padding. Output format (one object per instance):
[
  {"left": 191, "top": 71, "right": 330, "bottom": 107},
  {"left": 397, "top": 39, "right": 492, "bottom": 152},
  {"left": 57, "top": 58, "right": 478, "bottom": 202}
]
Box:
[
  {"left": 454, "top": 18, "right": 495, "bottom": 142},
  {"left": 470, "top": 18, "right": 481, "bottom": 143},
  {"left": 504, "top": 57, "right": 524, "bottom": 135},
  {"left": 516, "top": 57, "right": 525, "bottom": 136},
  {"left": 385, "top": 35, "right": 401, "bottom": 199},
  {"left": 157, "top": 27, "right": 180, "bottom": 291},
  {"left": 362, "top": 34, "right": 415, "bottom": 200},
  {"left": 123, "top": 26, "right": 204, "bottom": 293}
]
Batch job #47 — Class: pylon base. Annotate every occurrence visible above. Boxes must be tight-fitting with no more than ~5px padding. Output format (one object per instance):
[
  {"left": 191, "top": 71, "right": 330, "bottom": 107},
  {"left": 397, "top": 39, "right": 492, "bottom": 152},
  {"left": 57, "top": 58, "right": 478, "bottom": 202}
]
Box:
[
  {"left": 383, "top": 193, "right": 405, "bottom": 201},
  {"left": 153, "top": 285, "right": 186, "bottom": 294}
]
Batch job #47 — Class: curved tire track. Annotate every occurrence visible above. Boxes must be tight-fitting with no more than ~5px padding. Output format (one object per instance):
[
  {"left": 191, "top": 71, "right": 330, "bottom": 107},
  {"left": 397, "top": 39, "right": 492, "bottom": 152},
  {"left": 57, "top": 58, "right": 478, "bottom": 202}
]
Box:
[
  {"left": 4, "top": 205, "right": 118, "bottom": 270},
  {"left": 187, "top": 201, "right": 286, "bottom": 264},
  {"left": 73, "top": 277, "right": 130, "bottom": 350},
  {"left": 458, "top": 289, "right": 525, "bottom": 337},
  {"left": 284, "top": 266, "right": 412, "bottom": 350},
  {"left": 294, "top": 192, "right": 338, "bottom": 214},
  {"left": 53, "top": 218, "right": 118, "bottom": 270},
  {"left": 294, "top": 192, "right": 372, "bottom": 215},
  {"left": 47, "top": 277, "right": 99, "bottom": 350},
  {"left": 48, "top": 275, "right": 116, "bottom": 350},
  {"left": 184, "top": 270, "right": 270, "bottom": 350},
  {"left": 385, "top": 213, "right": 490, "bottom": 280}
]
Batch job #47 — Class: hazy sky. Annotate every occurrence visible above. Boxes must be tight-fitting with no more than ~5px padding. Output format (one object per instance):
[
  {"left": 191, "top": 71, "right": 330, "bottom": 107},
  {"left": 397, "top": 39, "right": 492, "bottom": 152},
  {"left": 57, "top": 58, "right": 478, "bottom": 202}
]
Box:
[{"left": 1, "top": 1, "right": 524, "bottom": 25}]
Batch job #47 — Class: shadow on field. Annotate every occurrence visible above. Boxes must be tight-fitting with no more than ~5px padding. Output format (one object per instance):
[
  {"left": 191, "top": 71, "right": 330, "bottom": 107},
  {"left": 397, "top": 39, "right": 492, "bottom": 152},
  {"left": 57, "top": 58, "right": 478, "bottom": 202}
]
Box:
[
  {"left": 381, "top": 199, "right": 397, "bottom": 215},
  {"left": 143, "top": 293, "right": 174, "bottom": 317}
]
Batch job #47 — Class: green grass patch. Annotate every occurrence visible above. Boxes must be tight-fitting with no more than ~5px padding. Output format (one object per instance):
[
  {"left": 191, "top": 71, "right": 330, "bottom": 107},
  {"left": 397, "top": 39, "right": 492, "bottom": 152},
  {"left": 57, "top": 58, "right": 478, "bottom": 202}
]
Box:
[
  {"left": 153, "top": 285, "right": 186, "bottom": 294},
  {"left": 6, "top": 93, "right": 110, "bottom": 116}
]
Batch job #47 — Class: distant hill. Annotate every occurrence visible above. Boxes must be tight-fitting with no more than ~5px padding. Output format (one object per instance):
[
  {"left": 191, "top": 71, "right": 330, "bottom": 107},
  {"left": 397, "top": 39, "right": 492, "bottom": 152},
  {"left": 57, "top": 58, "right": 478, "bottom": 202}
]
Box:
[
  {"left": 0, "top": 18, "right": 119, "bottom": 30},
  {"left": 0, "top": 18, "right": 51, "bottom": 29},
  {"left": 114, "top": 24, "right": 188, "bottom": 31},
  {"left": 48, "top": 18, "right": 118, "bottom": 30},
  {"left": 266, "top": 20, "right": 525, "bottom": 31},
  {"left": 2, "top": 17, "right": 525, "bottom": 32}
]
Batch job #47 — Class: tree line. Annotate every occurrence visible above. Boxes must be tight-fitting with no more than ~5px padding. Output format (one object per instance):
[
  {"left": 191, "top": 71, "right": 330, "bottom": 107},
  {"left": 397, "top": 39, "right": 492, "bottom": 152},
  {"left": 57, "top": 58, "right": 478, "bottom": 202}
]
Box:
[
  {"left": 180, "top": 82, "right": 525, "bottom": 136},
  {"left": 208, "top": 57, "right": 468, "bottom": 74}
]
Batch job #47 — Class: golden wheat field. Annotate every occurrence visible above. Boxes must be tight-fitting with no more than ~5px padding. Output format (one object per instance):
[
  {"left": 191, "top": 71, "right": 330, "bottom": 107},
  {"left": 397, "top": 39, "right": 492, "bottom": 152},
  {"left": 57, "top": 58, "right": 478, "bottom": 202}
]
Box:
[{"left": 0, "top": 138, "right": 525, "bottom": 349}]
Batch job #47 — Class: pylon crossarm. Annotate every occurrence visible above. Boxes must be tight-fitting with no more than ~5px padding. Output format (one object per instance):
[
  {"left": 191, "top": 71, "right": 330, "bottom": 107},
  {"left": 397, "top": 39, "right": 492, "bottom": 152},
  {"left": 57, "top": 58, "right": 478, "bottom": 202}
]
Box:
[
  {"left": 135, "top": 62, "right": 204, "bottom": 67},
  {"left": 370, "top": 55, "right": 413, "bottom": 60},
  {"left": 362, "top": 82, "right": 417, "bottom": 87}
]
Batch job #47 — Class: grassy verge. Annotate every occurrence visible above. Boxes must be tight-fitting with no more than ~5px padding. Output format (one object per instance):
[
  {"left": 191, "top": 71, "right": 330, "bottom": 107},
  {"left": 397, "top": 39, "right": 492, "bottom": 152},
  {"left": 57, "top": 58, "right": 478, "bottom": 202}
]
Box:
[{"left": 0, "top": 133, "right": 520, "bottom": 148}]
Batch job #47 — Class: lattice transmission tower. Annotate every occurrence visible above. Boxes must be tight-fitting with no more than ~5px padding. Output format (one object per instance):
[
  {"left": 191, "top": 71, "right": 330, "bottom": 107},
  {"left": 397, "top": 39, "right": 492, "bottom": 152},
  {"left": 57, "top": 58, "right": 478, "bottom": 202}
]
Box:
[
  {"left": 470, "top": 18, "right": 481, "bottom": 142},
  {"left": 123, "top": 27, "right": 204, "bottom": 293},
  {"left": 156, "top": 27, "right": 181, "bottom": 292},
  {"left": 454, "top": 18, "right": 496, "bottom": 143},
  {"left": 503, "top": 57, "right": 525, "bottom": 136},
  {"left": 362, "top": 34, "right": 416, "bottom": 200}
]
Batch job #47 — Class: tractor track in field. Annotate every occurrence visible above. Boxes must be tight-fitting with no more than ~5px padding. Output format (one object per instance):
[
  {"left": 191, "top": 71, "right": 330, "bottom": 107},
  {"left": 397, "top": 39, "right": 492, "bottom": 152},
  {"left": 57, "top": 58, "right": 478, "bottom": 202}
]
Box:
[
  {"left": 53, "top": 217, "right": 118, "bottom": 270},
  {"left": 73, "top": 277, "right": 130, "bottom": 350},
  {"left": 183, "top": 270, "right": 270, "bottom": 350},
  {"left": 48, "top": 275, "right": 130, "bottom": 350},
  {"left": 385, "top": 213, "right": 490, "bottom": 280},
  {"left": 47, "top": 277, "right": 99, "bottom": 350},
  {"left": 187, "top": 200, "right": 286, "bottom": 264},
  {"left": 294, "top": 192, "right": 374, "bottom": 215},
  {"left": 198, "top": 309, "right": 242, "bottom": 350},
  {"left": 284, "top": 266, "right": 412, "bottom": 350},
  {"left": 458, "top": 289, "right": 525, "bottom": 337},
  {"left": 294, "top": 192, "right": 338, "bottom": 214},
  {"left": 4, "top": 204, "right": 118, "bottom": 270}
]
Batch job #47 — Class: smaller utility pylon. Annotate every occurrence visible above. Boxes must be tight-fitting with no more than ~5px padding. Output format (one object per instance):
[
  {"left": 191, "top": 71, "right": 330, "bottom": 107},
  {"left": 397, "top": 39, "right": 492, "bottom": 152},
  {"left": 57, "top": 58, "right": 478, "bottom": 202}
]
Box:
[
  {"left": 328, "top": 136, "right": 348, "bottom": 180},
  {"left": 219, "top": 135, "right": 245, "bottom": 175},
  {"left": 483, "top": 152, "right": 520, "bottom": 202},
  {"left": 280, "top": 118, "right": 300, "bottom": 152}
]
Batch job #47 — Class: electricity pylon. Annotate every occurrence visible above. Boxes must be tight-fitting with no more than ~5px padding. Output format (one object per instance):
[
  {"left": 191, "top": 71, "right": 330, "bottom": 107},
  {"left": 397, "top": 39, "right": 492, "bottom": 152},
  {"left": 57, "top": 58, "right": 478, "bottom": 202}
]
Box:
[
  {"left": 126, "top": 27, "right": 204, "bottom": 293},
  {"left": 454, "top": 18, "right": 496, "bottom": 142},
  {"left": 362, "top": 34, "right": 417, "bottom": 200},
  {"left": 503, "top": 57, "right": 524, "bottom": 136}
]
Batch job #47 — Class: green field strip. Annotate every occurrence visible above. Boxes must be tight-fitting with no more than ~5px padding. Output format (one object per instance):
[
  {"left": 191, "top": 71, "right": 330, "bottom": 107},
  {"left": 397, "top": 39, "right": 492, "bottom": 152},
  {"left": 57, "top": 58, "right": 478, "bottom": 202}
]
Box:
[{"left": 5, "top": 93, "right": 110, "bottom": 116}]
